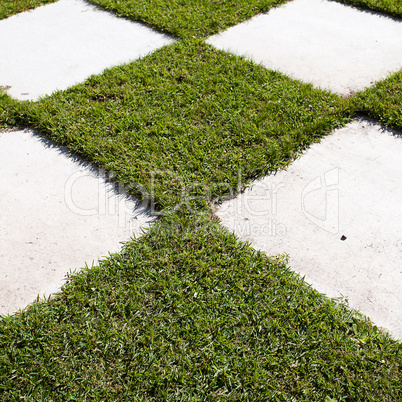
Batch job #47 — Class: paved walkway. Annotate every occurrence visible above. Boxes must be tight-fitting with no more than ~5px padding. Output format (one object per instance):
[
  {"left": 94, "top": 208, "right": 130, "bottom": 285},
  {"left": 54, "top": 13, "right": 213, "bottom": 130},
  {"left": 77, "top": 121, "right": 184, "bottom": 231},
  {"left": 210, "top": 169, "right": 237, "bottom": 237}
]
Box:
[{"left": 0, "top": 129, "right": 152, "bottom": 315}]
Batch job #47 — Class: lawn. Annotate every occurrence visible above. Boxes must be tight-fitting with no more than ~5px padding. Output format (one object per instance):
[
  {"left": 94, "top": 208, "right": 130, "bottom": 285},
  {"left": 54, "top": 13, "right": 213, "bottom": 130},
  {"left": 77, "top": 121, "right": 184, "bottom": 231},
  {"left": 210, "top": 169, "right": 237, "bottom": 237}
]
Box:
[
  {"left": 1, "top": 0, "right": 400, "bottom": 35},
  {"left": 1, "top": 214, "right": 401, "bottom": 400},
  {"left": 336, "top": 0, "right": 402, "bottom": 18},
  {"left": 0, "top": 0, "right": 401, "bottom": 400},
  {"left": 352, "top": 69, "right": 402, "bottom": 131},
  {"left": 17, "top": 40, "right": 350, "bottom": 212}
]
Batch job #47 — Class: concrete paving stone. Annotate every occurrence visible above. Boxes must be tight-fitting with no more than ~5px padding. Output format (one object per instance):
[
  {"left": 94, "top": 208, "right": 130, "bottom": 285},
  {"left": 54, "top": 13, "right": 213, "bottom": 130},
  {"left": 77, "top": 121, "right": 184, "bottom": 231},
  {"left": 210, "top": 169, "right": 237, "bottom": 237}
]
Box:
[
  {"left": 0, "top": 129, "right": 153, "bottom": 315},
  {"left": 0, "top": 0, "right": 174, "bottom": 101},
  {"left": 207, "top": 0, "right": 402, "bottom": 96},
  {"left": 215, "top": 119, "right": 402, "bottom": 339}
]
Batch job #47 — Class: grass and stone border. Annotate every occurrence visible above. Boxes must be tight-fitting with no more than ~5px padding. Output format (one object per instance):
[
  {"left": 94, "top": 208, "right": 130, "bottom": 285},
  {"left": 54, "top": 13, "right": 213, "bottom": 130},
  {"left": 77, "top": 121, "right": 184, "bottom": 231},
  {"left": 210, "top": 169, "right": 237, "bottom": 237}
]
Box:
[{"left": 0, "top": 0, "right": 401, "bottom": 399}]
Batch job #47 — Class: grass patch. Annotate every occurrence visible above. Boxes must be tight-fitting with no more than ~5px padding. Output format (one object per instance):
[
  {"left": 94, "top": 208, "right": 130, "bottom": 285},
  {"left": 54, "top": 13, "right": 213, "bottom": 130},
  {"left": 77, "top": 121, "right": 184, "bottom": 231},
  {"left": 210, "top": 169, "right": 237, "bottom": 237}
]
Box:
[
  {"left": 351, "top": 69, "right": 402, "bottom": 131},
  {"left": 336, "top": 0, "right": 402, "bottom": 18},
  {"left": 22, "top": 40, "right": 350, "bottom": 212},
  {"left": 87, "top": 0, "right": 287, "bottom": 39},
  {"left": 0, "top": 0, "right": 57, "bottom": 20},
  {"left": 1, "top": 1, "right": 401, "bottom": 399},
  {"left": 1, "top": 0, "right": 401, "bottom": 38},
  {"left": 1, "top": 214, "right": 400, "bottom": 400},
  {"left": 0, "top": 91, "right": 25, "bottom": 129}
]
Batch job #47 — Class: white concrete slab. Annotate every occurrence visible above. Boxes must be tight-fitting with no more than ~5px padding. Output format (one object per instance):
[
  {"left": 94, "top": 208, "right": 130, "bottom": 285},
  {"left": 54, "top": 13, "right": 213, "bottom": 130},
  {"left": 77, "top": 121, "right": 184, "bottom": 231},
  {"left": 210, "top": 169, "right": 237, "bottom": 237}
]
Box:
[
  {"left": 207, "top": 0, "right": 402, "bottom": 96},
  {"left": 0, "top": 0, "right": 174, "bottom": 101},
  {"left": 0, "top": 129, "right": 153, "bottom": 315},
  {"left": 216, "top": 119, "right": 402, "bottom": 339}
]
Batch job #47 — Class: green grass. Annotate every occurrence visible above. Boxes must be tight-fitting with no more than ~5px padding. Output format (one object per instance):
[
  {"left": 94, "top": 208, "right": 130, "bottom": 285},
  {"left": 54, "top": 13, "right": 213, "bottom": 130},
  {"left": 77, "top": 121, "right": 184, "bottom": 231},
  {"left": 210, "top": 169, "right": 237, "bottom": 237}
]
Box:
[
  {"left": 338, "top": 0, "right": 402, "bottom": 18},
  {"left": 0, "top": 0, "right": 288, "bottom": 39},
  {"left": 1, "top": 0, "right": 400, "bottom": 40},
  {"left": 1, "top": 214, "right": 401, "bottom": 400},
  {"left": 87, "top": 0, "right": 288, "bottom": 39},
  {"left": 0, "top": 91, "right": 22, "bottom": 129},
  {"left": 19, "top": 40, "right": 350, "bottom": 212},
  {"left": 351, "top": 69, "right": 402, "bottom": 130},
  {"left": 82, "top": 0, "right": 402, "bottom": 38},
  {"left": 1, "top": 0, "right": 401, "bottom": 399}
]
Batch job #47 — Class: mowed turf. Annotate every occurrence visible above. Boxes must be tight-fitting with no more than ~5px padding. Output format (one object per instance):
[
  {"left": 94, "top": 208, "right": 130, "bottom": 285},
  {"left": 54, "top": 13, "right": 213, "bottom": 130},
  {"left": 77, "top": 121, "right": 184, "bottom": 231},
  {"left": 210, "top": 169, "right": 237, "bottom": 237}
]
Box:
[
  {"left": 88, "top": 0, "right": 402, "bottom": 35},
  {"left": 88, "top": 0, "right": 291, "bottom": 39},
  {"left": 0, "top": 92, "right": 19, "bottom": 129},
  {"left": 0, "top": 0, "right": 288, "bottom": 38},
  {"left": 1, "top": 0, "right": 400, "bottom": 37},
  {"left": 352, "top": 69, "right": 402, "bottom": 130},
  {"left": 0, "top": 0, "right": 401, "bottom": 399},
  {"left": 1, "top": 214, "right": 401, "bottom": 400},
  {"left": 336, "top": 0, "right": 401, "bottom": 18}
]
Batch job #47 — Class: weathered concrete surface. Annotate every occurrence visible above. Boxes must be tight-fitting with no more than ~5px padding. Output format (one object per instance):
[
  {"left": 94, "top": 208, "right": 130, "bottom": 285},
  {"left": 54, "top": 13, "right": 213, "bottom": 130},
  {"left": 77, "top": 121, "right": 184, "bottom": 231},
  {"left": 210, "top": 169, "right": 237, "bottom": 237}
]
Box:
[
  {"left": 0, "top": 0, "right": 174, "bottom": 101},
  {"left": 216, "top": 119, "right": 402, "bottom": 339},
  {"left": 0, "top": 129, "right": 152, "bottom": 315},
  {"left": 207, "top": 0, "right": 402, "bottom": 96}
]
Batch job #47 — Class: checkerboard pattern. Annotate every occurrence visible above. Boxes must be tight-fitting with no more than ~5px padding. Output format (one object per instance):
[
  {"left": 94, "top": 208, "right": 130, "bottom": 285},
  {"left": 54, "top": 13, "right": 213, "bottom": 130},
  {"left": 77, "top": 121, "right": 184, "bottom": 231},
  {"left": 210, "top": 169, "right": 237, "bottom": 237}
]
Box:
[{"left": 1, "top": 0, "right": 401, "bottom": 337}]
